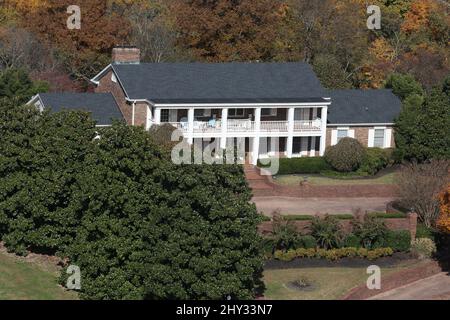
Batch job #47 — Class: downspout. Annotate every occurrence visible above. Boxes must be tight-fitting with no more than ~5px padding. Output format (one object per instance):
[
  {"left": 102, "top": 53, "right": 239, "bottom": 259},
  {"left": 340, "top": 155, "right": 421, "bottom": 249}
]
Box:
[{"left": 132, "top": 101, "right": 136, "bottom": 126}]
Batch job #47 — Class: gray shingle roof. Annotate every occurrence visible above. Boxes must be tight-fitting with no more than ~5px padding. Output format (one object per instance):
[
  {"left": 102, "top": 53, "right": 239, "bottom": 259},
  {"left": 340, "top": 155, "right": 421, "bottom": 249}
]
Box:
[
  {"left": 112, "top": 62, "right": 328, "bottom": 103},
  {"left": 39, "top": 93, "right": 123, "bottom": 126},
  {"left": 327, "top": 89, "right": 402, "bottom": 124}
]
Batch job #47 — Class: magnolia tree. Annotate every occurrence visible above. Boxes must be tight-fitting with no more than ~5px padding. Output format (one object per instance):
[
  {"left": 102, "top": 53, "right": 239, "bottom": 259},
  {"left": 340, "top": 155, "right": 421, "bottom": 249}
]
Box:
[{"left": 0, "top": 99, "right": 263, "bottom": 299}]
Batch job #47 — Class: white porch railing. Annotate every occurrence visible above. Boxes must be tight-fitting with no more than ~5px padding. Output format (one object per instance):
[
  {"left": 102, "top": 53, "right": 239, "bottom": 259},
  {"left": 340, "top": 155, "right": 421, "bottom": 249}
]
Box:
[{"left": 165, "top": 120, "right": 321, "bottom": 134}]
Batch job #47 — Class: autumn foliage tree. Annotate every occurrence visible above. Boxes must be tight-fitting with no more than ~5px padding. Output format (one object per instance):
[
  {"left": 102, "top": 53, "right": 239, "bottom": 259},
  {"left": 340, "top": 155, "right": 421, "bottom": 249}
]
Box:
[
  {"left": 16, "top": 0, "right": 130, "bottom": 81},
  {"left": 438, "top": 185, "right": 450, "bottom": 234},
  {"left": 170, "top": 0, "right": 284, "bottom": 62}
]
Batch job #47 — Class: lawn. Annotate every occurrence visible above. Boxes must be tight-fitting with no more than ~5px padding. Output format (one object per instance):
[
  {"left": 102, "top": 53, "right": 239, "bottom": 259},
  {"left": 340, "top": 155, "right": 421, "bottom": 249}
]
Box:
[
  {"left": 0, "top": 251, "right": 78, "bottom": 300},
  {"left": 274, "top": 172, "right": 396, "bottom": 186},
  {"left": 263, "top": 264, "right": 410, "bottom": 300}
]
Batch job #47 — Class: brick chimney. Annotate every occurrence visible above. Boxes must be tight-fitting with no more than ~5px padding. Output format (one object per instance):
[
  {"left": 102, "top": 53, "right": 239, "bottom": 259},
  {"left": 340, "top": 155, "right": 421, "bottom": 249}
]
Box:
[{"left": 112, "top": 46, "right": 140, "bottom": 64}]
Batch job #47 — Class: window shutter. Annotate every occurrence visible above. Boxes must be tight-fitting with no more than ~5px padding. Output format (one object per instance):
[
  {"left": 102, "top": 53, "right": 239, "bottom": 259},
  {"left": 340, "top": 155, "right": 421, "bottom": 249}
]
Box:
[
  {"left": 331, "top": 129, "right": 338, "bottom": 146},
  {"left": 368, "top": 129, "right": 375, "bottom": 147},
  {"left": 385, "top": 128, "right": 392, "bottom": 148},
  {"left": 348, "top": 129, "right": 355, "bottom": 138}
]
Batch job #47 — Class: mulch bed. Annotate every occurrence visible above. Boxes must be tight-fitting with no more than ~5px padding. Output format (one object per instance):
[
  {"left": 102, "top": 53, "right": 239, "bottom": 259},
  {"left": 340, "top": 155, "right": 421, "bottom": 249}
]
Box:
[
  {"left": 341, "top": 260, "right": 443, "bottom": 300},
  {"left": 0, "top": 242, "right": 65, "bottom": 274},
  {"left": 264, "top": 252, "right": 414, "bottom": 270}
]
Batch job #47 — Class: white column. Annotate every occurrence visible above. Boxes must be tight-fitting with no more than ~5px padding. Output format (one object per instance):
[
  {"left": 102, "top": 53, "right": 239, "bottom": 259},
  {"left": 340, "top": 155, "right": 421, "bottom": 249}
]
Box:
[
  {"left": 319, "top": 106, "right": 328, "bottom": 156},
  {"left": 154, "top": 108, "right": 161, "bottom": 125},
  {"left": 286, "top": 107, "right": 295, "bottom": 158},
  {"left": 187, "top": 108, "right": 195, "bottom": 145},
  {"left": 220, "top": 108, "right": 228, "bottom": 149},
  {"left": 251, "top": 107, "right": 262, "bottom": 165},
  {"left": 310, "top": 137, "right": 316, "bottom": 157}
]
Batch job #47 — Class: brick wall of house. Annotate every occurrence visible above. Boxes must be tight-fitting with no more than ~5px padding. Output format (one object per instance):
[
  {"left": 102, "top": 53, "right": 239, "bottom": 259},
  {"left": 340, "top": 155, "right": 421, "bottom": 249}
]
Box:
[
  {"left": 95, "top": 70, "right": 132, "bottom": 124},
  {"left": 326, "top": 126, "right": 395, "bottom": 148},
  {"left": 134, "top": 102, "right": 149, "bottom": 127}
]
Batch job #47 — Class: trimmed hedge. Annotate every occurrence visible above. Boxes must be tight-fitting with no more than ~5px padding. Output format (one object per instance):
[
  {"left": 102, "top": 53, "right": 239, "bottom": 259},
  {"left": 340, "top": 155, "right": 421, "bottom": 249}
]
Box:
[
  {"left": 278, "top": 213, "right": 405, "bottom": 221},
  {"left": 259, "top": 157, "right": 331, "bottom": 175},
  {"left": 274, "top": 247, "right": 394, "bottom": 261}
]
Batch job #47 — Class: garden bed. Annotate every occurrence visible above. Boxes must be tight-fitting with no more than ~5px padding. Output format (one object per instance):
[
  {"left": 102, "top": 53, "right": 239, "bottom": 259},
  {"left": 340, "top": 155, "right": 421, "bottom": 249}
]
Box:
[{"left": 264, "top": 252, "right": 414, "bottom": 270}]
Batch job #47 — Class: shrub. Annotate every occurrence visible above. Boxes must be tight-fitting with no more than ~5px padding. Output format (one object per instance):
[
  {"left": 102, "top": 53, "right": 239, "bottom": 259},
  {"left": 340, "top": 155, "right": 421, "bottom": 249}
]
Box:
[
  {"left": 324, "top": 138, "right": 367, "bottom": 172},
  {"left": 357, "top": 148, "right": 391, "bottom": 175},
  {"left": 383, "top": 230, "right": 412, "bottom": 252},
  {"left": 263, "top": 157, "right": 331, "bottom": 175},
  {"left": 298, "top": 235, "right": 317, "bottom": 249},
  {"left": 343, "top": 234, "right": 362, "bottom": 248},
  {"left": 352, "top": 216, "right": 388, "bottom": 249},
  {"left": 261, "top": 238, "right": 276, "bottom": 256},
  {"left": 411, "top": 238, "right": 437, "bottom": 259},
  {"left": 366, "top": 212, "right": 407, "bottom": 219},
  {"left": 283, "top": 214, "right": 354, "bottom": 221},
  {"left": 310, "top": 215, "right": 343, "bottom": 249},
  {"left": 271, "top": 214, "right": 301, "bottom": 251},
  {"left": 274, "top": 247, "right": 394, "bottom": 262},
  {"left": 416, "top": 223, "right": 435, "bottom": 240},
  {"left": 320, "top": 170, "right": 369, "bottom": 179}
]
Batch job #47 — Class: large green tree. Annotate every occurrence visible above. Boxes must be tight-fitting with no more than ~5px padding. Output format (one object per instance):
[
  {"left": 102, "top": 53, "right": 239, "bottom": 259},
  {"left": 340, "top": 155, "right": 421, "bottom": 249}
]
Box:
[
  {"left": 385, "top": 73, "right": 424, "bottom": 100},
  {"left": 64, "top": 122, "right": 263, "bottom": 299},
  {"left": 0, "top": 68, "right": 49, "bottom": 103},
  {"left": 394, "top": 83, "right": 450, "bottom": 161},
  {"left": 0, "top": 98, "right": 96, "bottom": 255}
]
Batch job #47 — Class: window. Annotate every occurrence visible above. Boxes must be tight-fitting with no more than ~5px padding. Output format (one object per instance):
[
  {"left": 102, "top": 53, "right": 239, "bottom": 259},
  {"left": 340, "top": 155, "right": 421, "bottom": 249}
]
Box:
[
  {"left": 293, "top": 137, "right": 302, "bottom": 154},
  {"left": 229, "top": 108, "right": 245, "bottom": 117},
  {"left": 160, "top": 109, "right": 169, "bottom": 123},
  {"left": 111, "top": 73, "right": 117, "bottom": 83},
  {"left": 337, "top": 129, "right": 348, "bottom": 143},
  {"left": 374, "top": 129, "right": 385, "bottom": 148},
  {"left": 261, "top": 108, "right": 277, "bottom": 116}
]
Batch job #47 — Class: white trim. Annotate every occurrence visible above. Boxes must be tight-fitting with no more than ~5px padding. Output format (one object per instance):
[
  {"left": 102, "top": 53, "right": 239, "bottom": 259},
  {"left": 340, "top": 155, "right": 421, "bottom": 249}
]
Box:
[
  {"left": 152, "top": 102, "right": 332, "bottom": 108},
  {"left": 132, "top": 102, "right": 136, "bottom": 126},
  {"left": 90, "top": 64, "right": 113, "bottom": 84},
  {"left": 310, "top": 137, "right": 316, "bottom": 157},
  {"left": 348, "top": 129, "right": 355, "bottom": 138},
  {"left": 385, "top": 128, "right": 392, "bottom": 148},
  {"left": 368, "top": 129, "right": 375, "bottom": 148},
  {"left": 331, "top": 129, "right": 338, "bottom": 146},
  {"left": 328, "top": 123, "right": 394, "bottom": 126}
]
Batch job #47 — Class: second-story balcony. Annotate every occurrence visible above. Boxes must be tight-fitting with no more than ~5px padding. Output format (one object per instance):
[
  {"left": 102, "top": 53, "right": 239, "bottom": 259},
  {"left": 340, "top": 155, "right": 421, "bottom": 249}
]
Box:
[{"left": 167, "top": 119, "right": 322, "bottom": 134}]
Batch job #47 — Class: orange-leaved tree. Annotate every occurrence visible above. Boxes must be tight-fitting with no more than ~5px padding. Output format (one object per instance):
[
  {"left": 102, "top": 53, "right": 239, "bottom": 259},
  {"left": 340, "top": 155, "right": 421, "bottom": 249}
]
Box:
[{"left": 438, "top": 184, "right": 450, "bottom": 234}]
